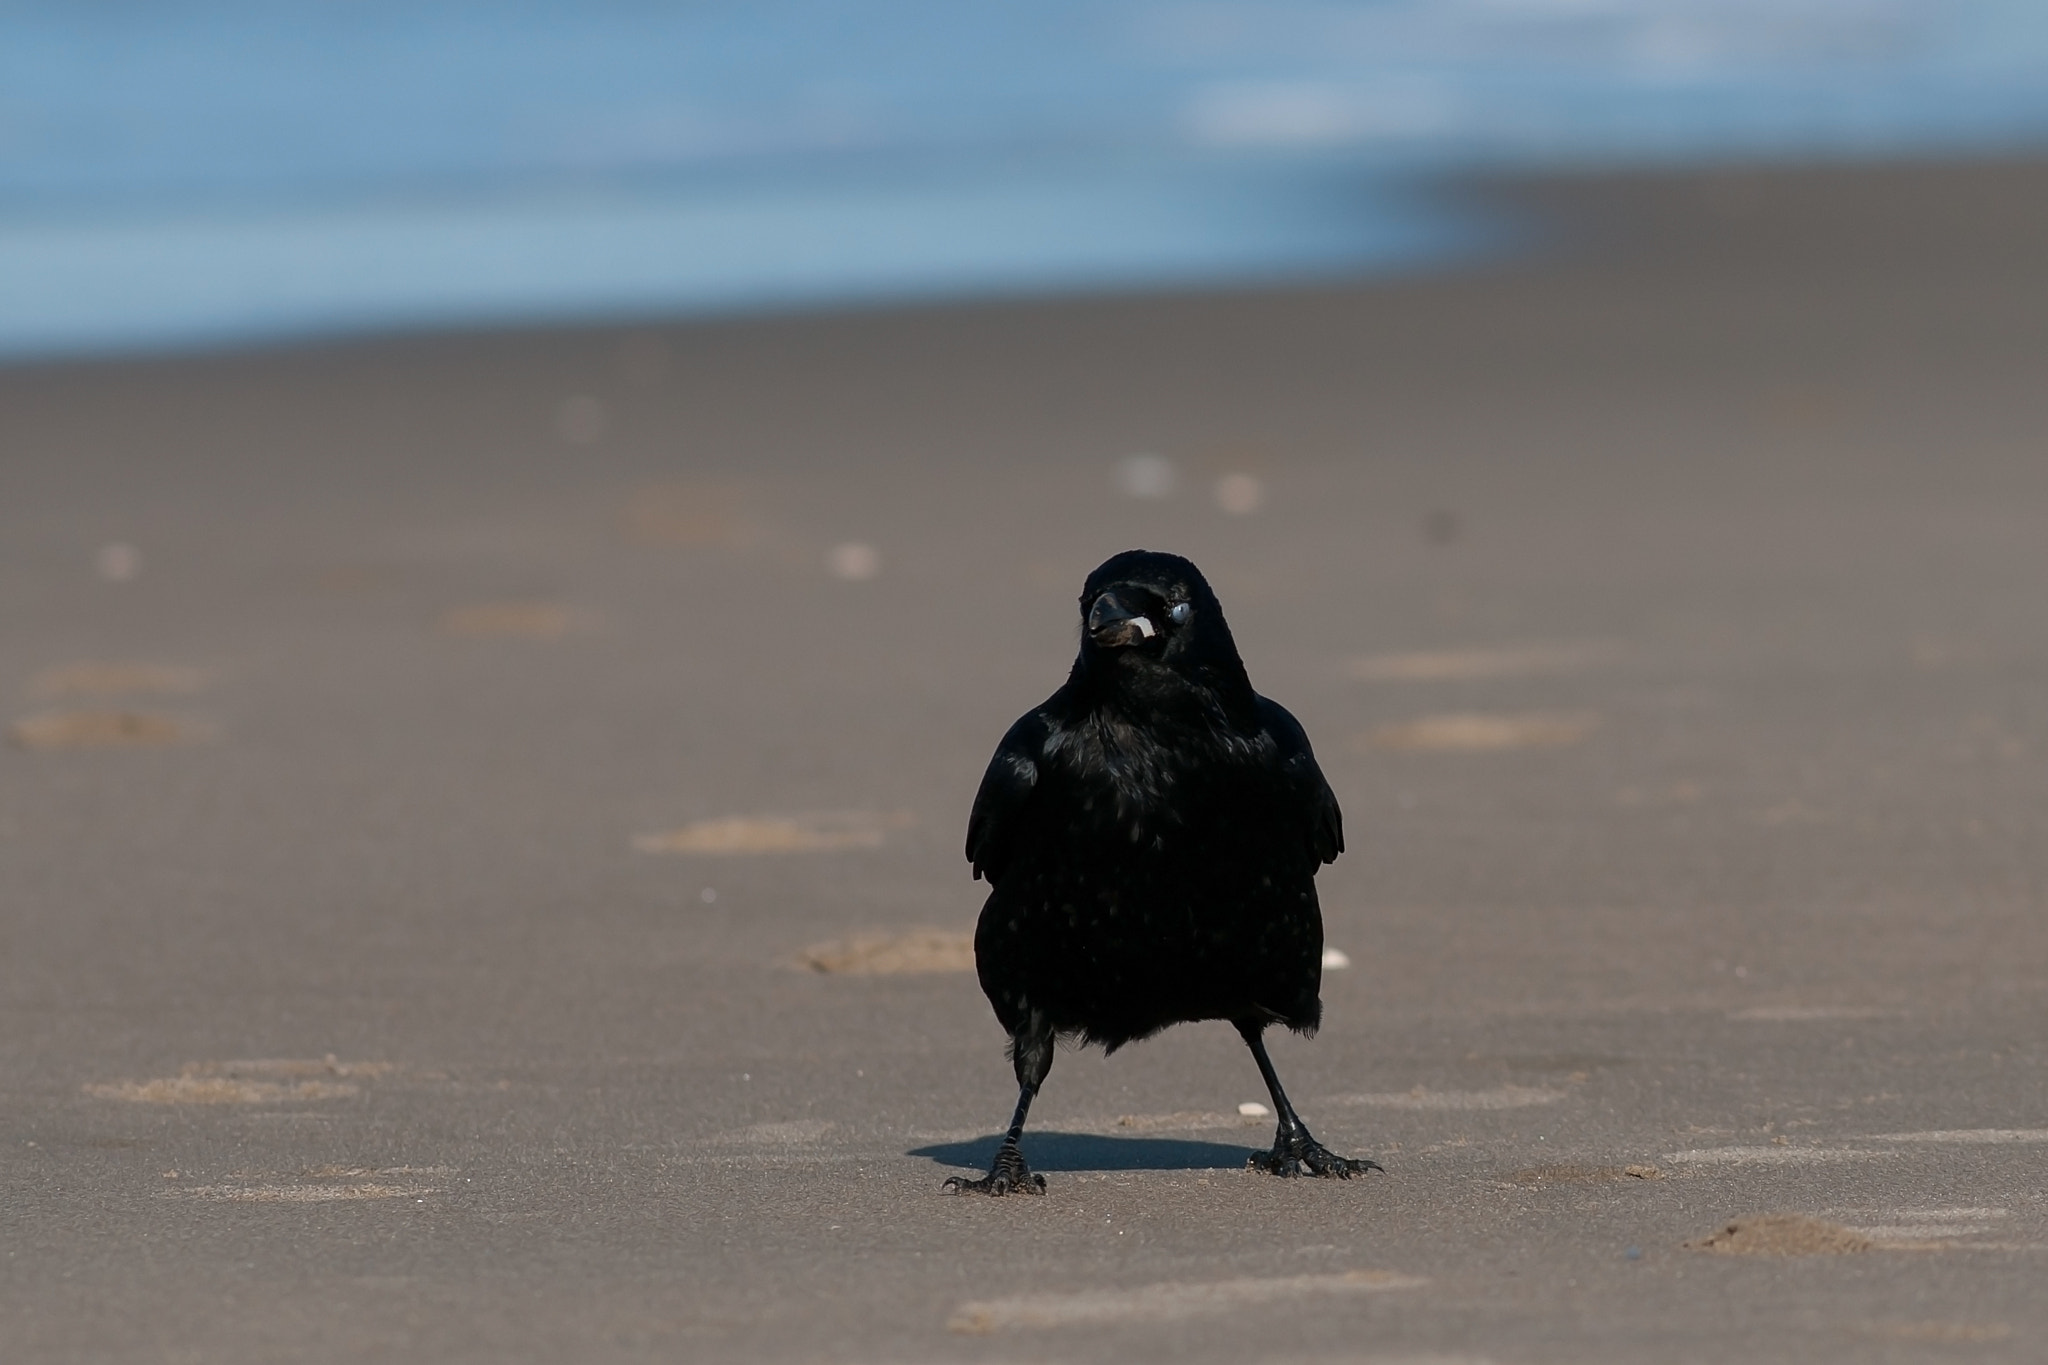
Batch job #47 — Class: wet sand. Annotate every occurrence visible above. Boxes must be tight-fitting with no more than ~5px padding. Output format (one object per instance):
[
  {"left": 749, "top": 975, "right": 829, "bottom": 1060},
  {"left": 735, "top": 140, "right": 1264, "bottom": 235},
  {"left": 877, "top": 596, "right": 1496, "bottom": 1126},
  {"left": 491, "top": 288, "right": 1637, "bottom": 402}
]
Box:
[{"left": 4, "top": 158, "right": 2048, "bottom": 1362}]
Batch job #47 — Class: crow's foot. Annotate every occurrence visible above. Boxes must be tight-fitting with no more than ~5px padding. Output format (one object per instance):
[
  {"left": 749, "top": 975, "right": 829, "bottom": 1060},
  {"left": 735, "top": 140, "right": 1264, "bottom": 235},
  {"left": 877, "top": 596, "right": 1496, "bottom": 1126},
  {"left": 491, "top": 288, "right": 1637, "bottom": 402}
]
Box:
[
  {"left": 1250, "top": 1132, "right": 1383, "bottom": 1180},
  {"left": 942, "top": 1144, "right": 1046, "bottom": 1196}
]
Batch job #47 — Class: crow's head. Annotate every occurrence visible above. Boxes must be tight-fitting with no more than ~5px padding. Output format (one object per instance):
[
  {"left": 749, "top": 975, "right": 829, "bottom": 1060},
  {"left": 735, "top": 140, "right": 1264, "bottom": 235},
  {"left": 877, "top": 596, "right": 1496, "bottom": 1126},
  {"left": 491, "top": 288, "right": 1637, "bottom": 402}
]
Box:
[{"left": 1076, "top": 550, "right": 1248, "bottom": 693}]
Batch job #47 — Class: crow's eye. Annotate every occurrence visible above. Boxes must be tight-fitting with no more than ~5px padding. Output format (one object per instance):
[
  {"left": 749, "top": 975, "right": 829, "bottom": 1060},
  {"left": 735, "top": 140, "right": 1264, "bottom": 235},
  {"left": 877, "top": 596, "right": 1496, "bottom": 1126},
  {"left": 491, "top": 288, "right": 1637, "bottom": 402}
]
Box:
[{"left": 1167, "top": 602, "right": 1191, "bottom": 625}]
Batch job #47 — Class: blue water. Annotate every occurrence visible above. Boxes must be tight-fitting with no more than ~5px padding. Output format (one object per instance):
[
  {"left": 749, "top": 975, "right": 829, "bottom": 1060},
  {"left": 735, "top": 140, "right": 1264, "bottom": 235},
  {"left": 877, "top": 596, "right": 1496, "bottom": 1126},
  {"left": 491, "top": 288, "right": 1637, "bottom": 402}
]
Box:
[{"left": 4, "top": 1, "right": 2047, "bottom": 358}]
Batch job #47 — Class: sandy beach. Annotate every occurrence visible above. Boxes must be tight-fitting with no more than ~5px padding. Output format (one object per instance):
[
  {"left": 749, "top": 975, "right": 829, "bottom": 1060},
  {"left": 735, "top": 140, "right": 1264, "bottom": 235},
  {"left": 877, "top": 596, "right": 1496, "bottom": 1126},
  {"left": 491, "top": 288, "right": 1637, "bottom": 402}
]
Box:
[{"left": 4, "top": 157, "right": 2048, "bottom": 1362}]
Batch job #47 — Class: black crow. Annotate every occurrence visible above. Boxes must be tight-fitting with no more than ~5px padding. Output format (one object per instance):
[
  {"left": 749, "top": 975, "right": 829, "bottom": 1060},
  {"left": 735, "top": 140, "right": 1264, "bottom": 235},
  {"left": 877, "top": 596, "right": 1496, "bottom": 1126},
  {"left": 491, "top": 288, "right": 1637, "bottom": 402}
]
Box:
[{"left": 947, "top": 549, "right": 1378, "bottom": 1195}]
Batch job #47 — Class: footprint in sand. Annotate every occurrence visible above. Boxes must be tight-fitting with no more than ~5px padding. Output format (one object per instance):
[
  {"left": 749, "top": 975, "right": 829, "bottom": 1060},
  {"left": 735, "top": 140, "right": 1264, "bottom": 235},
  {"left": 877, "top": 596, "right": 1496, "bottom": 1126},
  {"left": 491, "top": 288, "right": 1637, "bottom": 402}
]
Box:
[
  {"left": 9, "top": 710, "right": 201, "bottom": 750},
  {"left": 1686, "top": 1214, "right": 1873, "bottom": 1256},
  {"left": 636, "top": 810, "right": 912, "bottom": 856},
  {"left": 621, "top": 482, "right": 757, "bottom": 548},
  {"left": 715, "top": 1119, "right": 837, "bottom": 1146},
  {"left": 795, "top": 929, "right": 974, "bottom": 975},
  {"left": 439, "top": 601, "right": 575, "bottom": 639},
  {"left": 1360, "top": 712, "right": 1599, "bottom": 753},
  {"left": 169, "top": 1165, "right": 451, "bottom": 1203},
  {"left": 948, "top": 1270, "right": 1426, "bottom": 1334},
  {"left": 27, "top": 662, "right": 204, "bottom": 698},
  {"left": 86, "top": 1058, "right": 395, "bottom": 1105},
  {"left": 12, "top": 662, "right": 211, "bottom": 749}
]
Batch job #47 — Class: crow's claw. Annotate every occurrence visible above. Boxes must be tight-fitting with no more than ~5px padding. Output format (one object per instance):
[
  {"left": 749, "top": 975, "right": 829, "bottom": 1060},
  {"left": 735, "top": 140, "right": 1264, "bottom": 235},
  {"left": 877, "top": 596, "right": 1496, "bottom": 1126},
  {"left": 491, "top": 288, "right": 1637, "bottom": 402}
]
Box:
[
  {"left": 1250, "top": 1135, "right": 1383, "bottom": 1180},
  {"left": 943, "top": 1145, "right": 1046, "bottom": 1196}
]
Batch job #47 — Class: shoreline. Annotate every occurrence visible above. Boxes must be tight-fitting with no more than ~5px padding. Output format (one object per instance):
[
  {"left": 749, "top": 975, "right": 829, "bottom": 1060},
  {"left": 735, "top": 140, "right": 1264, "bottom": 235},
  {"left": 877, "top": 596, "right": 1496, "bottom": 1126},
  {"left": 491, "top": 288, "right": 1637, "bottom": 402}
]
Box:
[{"left": 3, "top": 152, "right": 2040, "bottom": 375}]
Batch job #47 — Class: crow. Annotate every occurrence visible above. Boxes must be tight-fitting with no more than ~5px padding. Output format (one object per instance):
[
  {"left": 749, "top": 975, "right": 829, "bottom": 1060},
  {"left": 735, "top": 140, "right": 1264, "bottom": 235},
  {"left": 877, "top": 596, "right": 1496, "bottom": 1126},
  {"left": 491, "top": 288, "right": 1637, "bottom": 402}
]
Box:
[{"left": 946, "top": 549, "right": 1379, "bottom": 1195}]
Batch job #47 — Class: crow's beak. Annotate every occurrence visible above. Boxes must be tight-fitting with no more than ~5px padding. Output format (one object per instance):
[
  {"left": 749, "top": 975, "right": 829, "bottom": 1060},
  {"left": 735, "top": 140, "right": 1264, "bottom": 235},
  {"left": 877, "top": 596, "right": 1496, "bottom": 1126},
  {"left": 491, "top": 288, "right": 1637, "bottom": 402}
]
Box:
[{"left": 1088, "top": 591, "right": 1157, "bottom": 647}]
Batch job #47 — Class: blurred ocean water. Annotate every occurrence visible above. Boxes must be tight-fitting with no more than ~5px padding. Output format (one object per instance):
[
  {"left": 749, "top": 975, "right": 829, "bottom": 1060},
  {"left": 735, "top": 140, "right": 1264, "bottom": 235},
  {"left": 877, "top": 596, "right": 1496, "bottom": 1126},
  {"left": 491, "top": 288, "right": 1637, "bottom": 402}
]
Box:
[{"left": 3, "top": 1, "right": 2047, "bottom": 358}]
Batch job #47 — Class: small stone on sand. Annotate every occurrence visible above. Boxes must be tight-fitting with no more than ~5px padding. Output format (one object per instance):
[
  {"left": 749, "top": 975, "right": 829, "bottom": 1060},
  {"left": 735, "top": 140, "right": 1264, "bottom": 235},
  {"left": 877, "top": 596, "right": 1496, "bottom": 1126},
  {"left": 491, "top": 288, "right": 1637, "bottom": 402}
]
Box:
[
  {"left": 826, "top": 542, "right": 881, "bottom": 580},
  {"left": 96, "top": 542, "right": 140, "bottom": 581}
]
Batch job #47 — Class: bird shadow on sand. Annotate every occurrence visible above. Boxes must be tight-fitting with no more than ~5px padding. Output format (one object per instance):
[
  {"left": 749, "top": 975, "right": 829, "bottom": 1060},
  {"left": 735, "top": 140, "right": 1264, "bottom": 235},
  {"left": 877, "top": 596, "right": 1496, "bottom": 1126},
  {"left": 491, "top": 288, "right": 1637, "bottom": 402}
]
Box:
[{"left": 910, "top": 1131, "right": 1254, "bottom": 1174}]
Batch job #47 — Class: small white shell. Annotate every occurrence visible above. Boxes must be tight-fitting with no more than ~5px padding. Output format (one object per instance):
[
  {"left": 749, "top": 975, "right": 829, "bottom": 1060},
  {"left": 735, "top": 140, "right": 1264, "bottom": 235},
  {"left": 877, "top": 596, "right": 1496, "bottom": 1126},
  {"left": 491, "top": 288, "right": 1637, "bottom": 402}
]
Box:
[{"left": 1238, "top": 1102, "right": 1271, "bottom": 1118}]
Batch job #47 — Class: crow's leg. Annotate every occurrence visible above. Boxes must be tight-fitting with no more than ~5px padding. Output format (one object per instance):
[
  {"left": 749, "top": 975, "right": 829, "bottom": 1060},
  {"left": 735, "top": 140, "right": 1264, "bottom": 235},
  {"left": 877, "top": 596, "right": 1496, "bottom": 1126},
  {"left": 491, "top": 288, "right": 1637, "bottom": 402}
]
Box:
[
  {"left": 1236, "top": 1020, "right": 1383, "bottom": 1179},
  {"left": 944, "top": 1011, "right": 1053, "bottom": 1196}
]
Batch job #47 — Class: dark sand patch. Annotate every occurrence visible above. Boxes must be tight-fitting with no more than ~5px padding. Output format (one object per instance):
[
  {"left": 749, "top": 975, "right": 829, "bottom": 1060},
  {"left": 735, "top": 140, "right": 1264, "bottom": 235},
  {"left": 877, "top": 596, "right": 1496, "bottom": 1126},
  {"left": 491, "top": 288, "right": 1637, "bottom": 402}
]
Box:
[
  {"left": 640, "top": 810, "right": 912, "bottom": 855},
  {"left": 439, "top": 601, "right": 573, "bottom": 639},
  {"left": 1686, "top": 1214, "right": 1873, "bottom": 1256},
  {"left": 1360, "top": 712, "right": 1598, "bottom": 753},
  {"left": 9, "top": 709, "right": 198, "bottom": 750},
  {"left": 27, "top": 663, "right": 203, "bottom": 698},
  {"left": 796, "top": 928, "right": 974, "bottom": 974}
]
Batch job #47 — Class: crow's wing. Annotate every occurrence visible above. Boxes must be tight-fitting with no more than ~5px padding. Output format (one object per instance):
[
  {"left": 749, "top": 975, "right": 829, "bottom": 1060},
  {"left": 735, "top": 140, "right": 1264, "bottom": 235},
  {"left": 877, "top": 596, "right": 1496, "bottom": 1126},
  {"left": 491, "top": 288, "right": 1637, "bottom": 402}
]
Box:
[
  {"left": 965, "top": 709, "right": 1056, "bottom": 882},
  {"left": 1256, "top": 695, "right": 1344, "bottom": 865}
]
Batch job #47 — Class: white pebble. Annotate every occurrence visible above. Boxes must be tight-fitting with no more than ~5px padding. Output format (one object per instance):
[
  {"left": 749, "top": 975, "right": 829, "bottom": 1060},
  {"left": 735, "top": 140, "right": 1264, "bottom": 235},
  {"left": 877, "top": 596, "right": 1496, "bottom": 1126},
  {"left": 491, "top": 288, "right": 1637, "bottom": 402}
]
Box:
[
  {"left": 1238, "top": 1101, "right": 1271, "bottom": 1118},
  {"left": 1322, "top": 947, "right": 1351, "bottom": 970},
  {"left": 96, "top": 542, "right": 140, "bottom": 582},
  {"left": 826, "top": 542, "right": 881, "bottom": 581}
]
